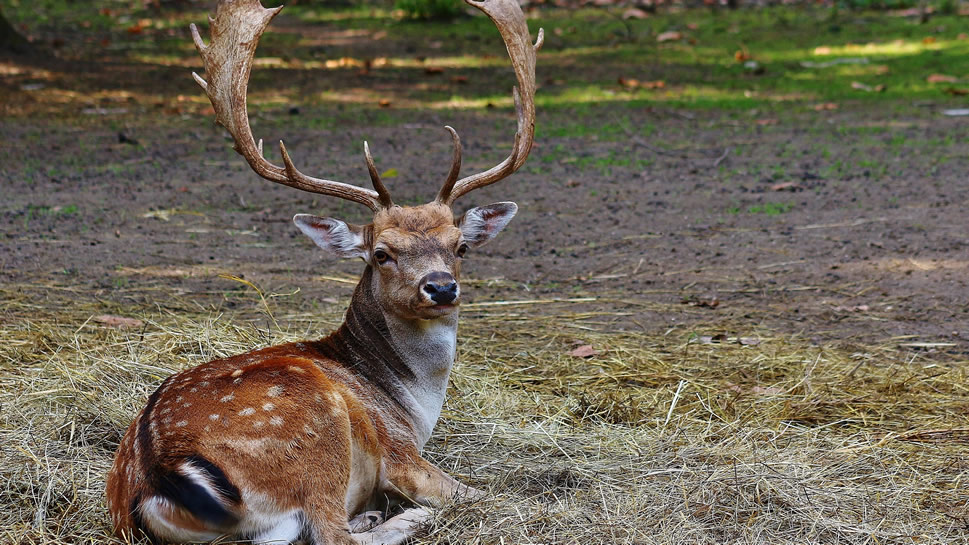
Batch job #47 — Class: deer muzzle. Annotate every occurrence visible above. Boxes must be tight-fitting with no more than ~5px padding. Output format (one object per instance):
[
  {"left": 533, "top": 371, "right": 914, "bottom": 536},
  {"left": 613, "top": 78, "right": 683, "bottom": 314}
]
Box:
[{"left": 420, "top": 272, "right": 459, "bottom": 306}]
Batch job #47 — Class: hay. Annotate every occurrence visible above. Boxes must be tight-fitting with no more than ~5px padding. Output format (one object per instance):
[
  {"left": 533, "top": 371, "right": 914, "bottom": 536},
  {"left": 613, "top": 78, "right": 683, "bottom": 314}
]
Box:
[{"left": 1, "top": 284, "right": 967, "bottom": 544}]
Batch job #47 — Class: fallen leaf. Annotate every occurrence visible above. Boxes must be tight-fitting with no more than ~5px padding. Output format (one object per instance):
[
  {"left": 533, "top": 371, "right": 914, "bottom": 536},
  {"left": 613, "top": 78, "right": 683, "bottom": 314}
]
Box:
[
  {"left": 755, "top": 118, "right": 778, "bottom": 126},
  {"left": 695, "top": 333, "right": 729, "bottom": 345},
  {"left": 734, "top": 50, "right": 751, "bottom": 62},
  {"left": 927, "top": 73, "right": 958, "bottom": 83},
  {"left": 380, "top": 168, "right": 398, "bottom": 178},
  {"left": 378, "top": 98, "right": 392, "bottom": 108},
  {"left": 922, "top": 36, "right": 936, "bottom": 44},
  {"left": 657, "top": 31, "right": 683, "bottom": 43},
  {"left": 851, "top": 81, "right": 886, "bottom": 93},
  {"left": 622, "top": 7, "right": 649, "bottom": 19},
  {"left": 812, "top": 102, "right": 838, "bottom": 111},
  {"left": 686, "top": 22, "right": 699, "bottom": 30},
  {"left": 771, "top": 181, "right": 803, "bottom": 191},
  {"left": 94, "top": 315, "right": 144, "bottom": 329},
  {"left": 944, "top": 87, "right": 969, "bottom": 96},
  {"left": 618, "top": 77, "right": 665, "bottom": 90},
  {"left": 618, "top": 77, "right": 640, "bottom": 88},
  {"left": 568, "top": 345, "right": 599, "bottom": 358},
  {"left": 738, "top": 337, "right": 761, "bottom": 346},
  {"left": 450, "top": 75, "right": 468, "bottom": 84},
  {"left": 959, "top": 33, "right": 968, "bottom": 40}
]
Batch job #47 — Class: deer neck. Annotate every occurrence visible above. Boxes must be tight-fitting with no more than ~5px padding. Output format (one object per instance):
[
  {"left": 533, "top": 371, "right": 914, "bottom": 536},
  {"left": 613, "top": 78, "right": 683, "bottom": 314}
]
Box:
[{"left": 316, "top": 266, "right": 457, "bottom": 448}]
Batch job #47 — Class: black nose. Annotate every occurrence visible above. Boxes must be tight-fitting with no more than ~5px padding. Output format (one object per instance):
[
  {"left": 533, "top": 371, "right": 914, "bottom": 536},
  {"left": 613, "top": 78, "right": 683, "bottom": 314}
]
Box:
[{"left": 421, "top": 271, "right": 458, "bottom": 305}]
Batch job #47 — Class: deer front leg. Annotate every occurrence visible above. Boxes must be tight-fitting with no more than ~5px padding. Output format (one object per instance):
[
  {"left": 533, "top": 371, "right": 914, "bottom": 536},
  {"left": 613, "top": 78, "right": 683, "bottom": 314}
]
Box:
[
  {"left": 349, "top": 507, "right": 432, "bottom": 545},
  {"left": 347, "top": 456, "right": 482, "bottom": 544},
  {"left": 385, "top": 455, "right": 485, "bottom": 507}
]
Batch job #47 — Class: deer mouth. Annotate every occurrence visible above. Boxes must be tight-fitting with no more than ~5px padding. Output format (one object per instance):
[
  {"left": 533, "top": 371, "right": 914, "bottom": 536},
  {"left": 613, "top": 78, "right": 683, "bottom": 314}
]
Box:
[{"left": 421, "top": 301, "right": 459, "bottom": 317}]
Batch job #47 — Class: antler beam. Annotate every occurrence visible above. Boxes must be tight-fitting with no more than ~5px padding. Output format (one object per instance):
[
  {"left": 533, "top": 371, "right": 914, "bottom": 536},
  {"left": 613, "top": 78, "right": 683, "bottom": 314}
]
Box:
[
  {"left": 436, "top": 0, "right": 543, "bottom": 206},
  {"left": 190, "top": 0, "right": 390, "bottom": 211}
]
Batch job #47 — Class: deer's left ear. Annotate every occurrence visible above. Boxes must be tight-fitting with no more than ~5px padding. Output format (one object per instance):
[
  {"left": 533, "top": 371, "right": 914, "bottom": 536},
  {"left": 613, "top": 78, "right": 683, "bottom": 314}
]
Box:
[
  {"left": 458, "top": 202, "right": 518, "bottom": 248},
  {"left": 293, "top": 214, "right": 369, "bottom": 260}
]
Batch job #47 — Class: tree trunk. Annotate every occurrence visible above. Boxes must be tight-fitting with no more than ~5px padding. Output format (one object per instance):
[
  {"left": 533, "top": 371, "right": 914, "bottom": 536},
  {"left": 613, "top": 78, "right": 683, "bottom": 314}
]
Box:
[{"left": 0, "top": 8, "right": 31, "bottom": 54}]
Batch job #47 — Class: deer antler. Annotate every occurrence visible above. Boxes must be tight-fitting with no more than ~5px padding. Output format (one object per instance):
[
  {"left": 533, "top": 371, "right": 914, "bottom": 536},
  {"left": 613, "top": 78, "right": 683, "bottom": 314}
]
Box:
[
  {"left": 436, "top": 0, "right": 543, "bottom": 206},
  {"left": 190, "top": 0, "right": 391, "bottom": 211}
]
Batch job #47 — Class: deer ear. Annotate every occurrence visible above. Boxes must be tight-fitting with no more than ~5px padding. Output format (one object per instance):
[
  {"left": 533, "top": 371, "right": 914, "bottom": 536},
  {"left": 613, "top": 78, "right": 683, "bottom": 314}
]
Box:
[
  {"left": 458, "top": 202, "right": 518, "bottom": 248},
  {"left": 293, "top": 214, "right": 368, "bottom": 260}
]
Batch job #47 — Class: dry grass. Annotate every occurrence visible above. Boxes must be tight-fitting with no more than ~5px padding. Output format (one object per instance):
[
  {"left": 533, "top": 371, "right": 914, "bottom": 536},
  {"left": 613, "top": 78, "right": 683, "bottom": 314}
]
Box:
[{"left": 2, "top": 284, "right": 968, "bottom": 545}]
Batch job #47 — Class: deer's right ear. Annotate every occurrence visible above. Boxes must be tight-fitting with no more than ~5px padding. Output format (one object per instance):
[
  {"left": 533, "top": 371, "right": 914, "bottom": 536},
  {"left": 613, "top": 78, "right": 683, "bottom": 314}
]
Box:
[{"left": 293, "top": 214, "right": 368, "bottom": 260}]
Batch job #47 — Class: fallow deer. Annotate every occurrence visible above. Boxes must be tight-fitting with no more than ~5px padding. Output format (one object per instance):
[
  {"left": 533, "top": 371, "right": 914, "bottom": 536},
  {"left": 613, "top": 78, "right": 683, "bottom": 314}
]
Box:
[{"left": 105, "top": 0, "right": 541, "bottom": 543}]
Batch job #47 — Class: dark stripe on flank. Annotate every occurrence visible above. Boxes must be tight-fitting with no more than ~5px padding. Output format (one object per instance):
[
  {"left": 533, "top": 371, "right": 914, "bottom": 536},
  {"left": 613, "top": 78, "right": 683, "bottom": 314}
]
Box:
[
  {"left": 185, "top": 454, "right": 242, "bottom": 504},
  {"left": 130, "top": 495, "right": 162, "bottom": 545},
  {"left": 155, "top": 460, "right": 240, "bottom": 529}
]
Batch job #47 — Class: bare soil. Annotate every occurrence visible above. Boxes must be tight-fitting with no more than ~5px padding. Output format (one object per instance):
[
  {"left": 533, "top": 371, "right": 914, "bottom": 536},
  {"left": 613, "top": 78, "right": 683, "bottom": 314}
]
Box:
[{"left": 1, "top": 11, "right": 968, "bottom": 357}]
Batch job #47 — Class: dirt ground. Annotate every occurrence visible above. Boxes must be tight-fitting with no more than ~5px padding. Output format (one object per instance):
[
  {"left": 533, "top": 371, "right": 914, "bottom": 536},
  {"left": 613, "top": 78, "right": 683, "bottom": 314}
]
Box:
[
  {"left": 1, "top": 8, "right": 968, "bottom": 356},
  {"left": 3, "top": 7, "right": 969, "bottom": 544}
]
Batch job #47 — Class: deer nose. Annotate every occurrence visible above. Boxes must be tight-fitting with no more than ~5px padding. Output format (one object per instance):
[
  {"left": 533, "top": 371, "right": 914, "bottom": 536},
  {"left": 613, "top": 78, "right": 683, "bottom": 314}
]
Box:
[{"left": 421, "top": 272, "right": 458, "bottom": 305}]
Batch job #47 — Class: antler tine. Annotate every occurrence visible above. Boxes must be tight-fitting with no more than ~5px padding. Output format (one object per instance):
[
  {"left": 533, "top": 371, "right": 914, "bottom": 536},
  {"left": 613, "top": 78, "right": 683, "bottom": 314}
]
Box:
[
  {"left": 435, "top": 126, "right": 463, "bottom": 204},
  {"left": 439, "top": 0, "right": 542, "bottom": 206},
  {"left": 363, "top": 142, "right": 394, "bottom": 208},
  {"left": 191, "top": 0, "right": 385, "bottom": 211}
]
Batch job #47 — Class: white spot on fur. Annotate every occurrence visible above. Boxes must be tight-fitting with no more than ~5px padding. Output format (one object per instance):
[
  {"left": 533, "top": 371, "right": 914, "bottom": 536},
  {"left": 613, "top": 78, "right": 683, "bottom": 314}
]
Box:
[
  {"left": 199, "top": 381, "right": 210, "bottom": 388},
  {"left": 220, "top": 393, "right": 235, "bottom": 403},
  {"left": 233, "top": 377, "right": 243, "bottom": 385},
  {"left": 262, "top": 402, "right": 275, "bottom": 411},
  {"left": 253, "top": 421, "right": 265, "bottom": 429},
  {"left": 267, "top": 386, "right": 284, "bottom": 397},
  {"left": 270, "top": 416, "right": 284, "bottom": 427},
  {"left": 182, "top": 402, "right": 192, "bottom": 408},
  {"left": 175, "top": 420, "right": 187, "bottom": 427},
  {"left": 231, "top": 369, "right": 243, "bottom": 377},
  {"left": 286, "top": 365, "right": 306, "bottom": 374},
  {"left": 239, "top": 407, "right": 256, "bottom": 416},
  {"left": 209, "top": 414, "right": 220, "bottom": 421}
]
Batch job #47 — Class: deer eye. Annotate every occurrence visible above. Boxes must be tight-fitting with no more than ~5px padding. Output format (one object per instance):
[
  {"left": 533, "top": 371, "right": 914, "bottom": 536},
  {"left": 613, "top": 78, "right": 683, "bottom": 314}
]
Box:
[
  {"left": 373, "top": 249, "right": 391, "bottom": 265},
  {"left": 456, "top": 243, "right": 469, "bottom": 258}
]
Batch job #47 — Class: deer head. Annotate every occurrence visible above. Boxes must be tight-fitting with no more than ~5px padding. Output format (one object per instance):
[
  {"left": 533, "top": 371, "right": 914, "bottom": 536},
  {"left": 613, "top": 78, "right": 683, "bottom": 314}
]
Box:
[{"left": 190, "top": 0, "right": 543, "bottom": 321}]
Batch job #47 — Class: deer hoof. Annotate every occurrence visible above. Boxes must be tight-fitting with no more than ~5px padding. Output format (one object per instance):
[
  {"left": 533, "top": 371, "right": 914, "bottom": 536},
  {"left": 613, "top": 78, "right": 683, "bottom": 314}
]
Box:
[{"left": 349, "top": 510, "right": 385, "bottom": 533}]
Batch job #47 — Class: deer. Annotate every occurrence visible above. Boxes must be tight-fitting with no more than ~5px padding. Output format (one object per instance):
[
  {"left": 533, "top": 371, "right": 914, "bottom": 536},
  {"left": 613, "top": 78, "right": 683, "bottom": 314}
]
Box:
[{"left": 105, "top": 0, "right": 541, "bottom": 543}]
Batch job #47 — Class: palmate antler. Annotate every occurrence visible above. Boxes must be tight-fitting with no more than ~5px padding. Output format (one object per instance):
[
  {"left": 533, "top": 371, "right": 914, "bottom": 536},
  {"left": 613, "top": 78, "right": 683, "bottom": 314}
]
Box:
[{"left": 190, "top": 0, "right": 541, "bottom": 210}]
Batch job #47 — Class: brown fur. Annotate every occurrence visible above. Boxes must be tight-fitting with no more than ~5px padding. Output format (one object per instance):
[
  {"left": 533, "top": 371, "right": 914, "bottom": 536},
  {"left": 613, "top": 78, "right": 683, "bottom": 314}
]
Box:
[{"left": 106, "top": 203, "right": 475, "bottom": 544}]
